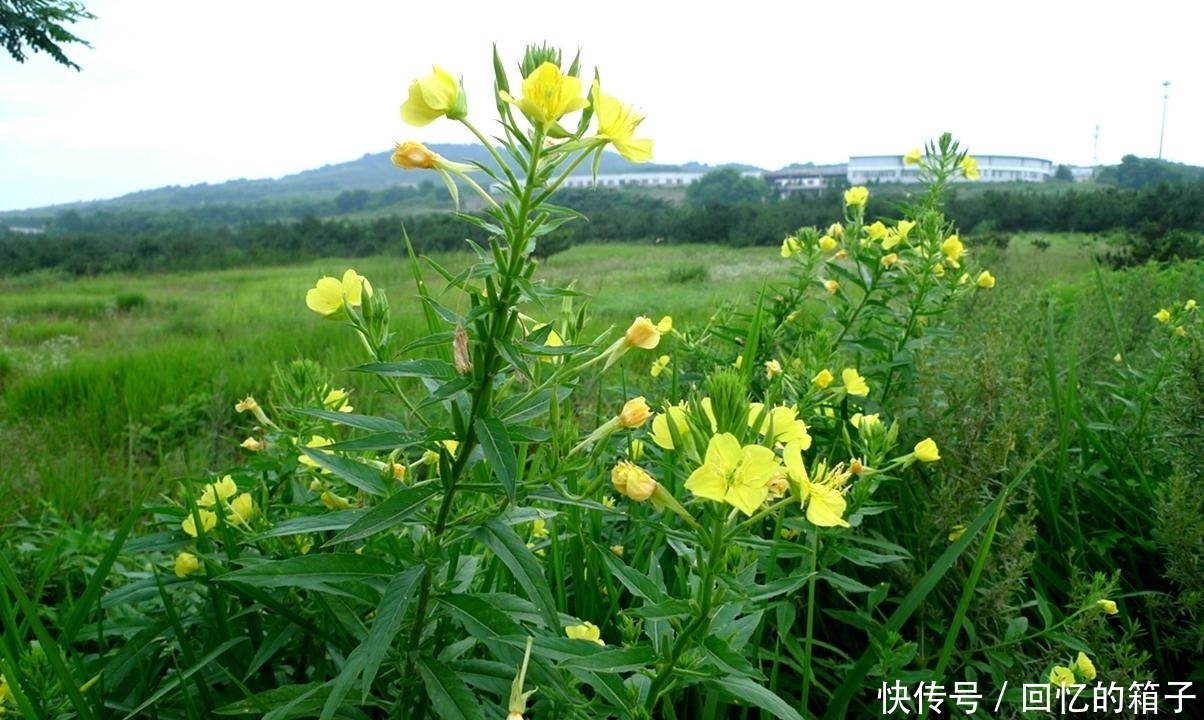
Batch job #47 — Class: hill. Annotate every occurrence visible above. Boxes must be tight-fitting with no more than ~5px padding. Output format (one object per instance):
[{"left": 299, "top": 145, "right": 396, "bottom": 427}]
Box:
[{"left": 0, "top": 145, "right": 760, "bottom": 223}]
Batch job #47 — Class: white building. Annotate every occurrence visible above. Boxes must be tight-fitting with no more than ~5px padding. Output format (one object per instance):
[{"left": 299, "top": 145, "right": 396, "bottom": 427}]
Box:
[
  {"left": 847, "top": 154, "right": 1054, "bottom": 184},
  {"left": 560, "top": 171, "right": 704, "bottom": 189}
]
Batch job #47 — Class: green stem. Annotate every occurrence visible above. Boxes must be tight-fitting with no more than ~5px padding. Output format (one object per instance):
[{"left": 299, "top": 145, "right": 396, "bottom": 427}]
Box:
[{"left": 800, "top": 528, "right": 819, "bottom": 716}]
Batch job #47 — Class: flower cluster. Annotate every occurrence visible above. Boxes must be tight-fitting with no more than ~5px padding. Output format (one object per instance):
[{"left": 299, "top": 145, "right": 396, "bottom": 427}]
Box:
[
  {"left": 180, "top": 475, "right": 255, "bottom": 538},
  {"left": 1153, "top": 297, "right": 1197, "bottom": 337},
  {"left": 1048, "top": 651, "right": 1097, "bottom": 689}
]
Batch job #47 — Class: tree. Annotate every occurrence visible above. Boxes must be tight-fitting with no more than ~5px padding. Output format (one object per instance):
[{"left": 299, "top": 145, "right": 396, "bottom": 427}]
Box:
[
  {"left": 1054, "top": 164, "right": 1074, "bottom": 182},
  {"left": 685, "top": 168, "right": 769, "bottom": 205},
  {"left": 1, "top": 0, "right": 94, "bottom": 70}
]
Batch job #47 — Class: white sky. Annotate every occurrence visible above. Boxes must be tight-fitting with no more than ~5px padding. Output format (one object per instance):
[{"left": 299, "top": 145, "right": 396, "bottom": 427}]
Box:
[{"left": 1, "top": 0, "right": 1200, "bottom": 212}]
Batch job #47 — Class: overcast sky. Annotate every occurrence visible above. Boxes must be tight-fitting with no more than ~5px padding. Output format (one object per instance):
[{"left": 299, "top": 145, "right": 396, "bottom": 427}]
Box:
[{"left": 1, "top": 0, "right": 1200, "bottom": 211}]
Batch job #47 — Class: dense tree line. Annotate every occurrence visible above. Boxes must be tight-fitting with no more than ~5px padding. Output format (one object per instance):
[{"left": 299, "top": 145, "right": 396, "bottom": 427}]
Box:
[{"left": 4, "top": 179, "right": 1204, "bottom": 278}]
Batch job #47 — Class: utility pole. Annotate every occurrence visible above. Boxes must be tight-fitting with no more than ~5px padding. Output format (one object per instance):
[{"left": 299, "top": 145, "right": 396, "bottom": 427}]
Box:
[{"left": 1158, "top": 81, "right": 1170, "bottom": 160}]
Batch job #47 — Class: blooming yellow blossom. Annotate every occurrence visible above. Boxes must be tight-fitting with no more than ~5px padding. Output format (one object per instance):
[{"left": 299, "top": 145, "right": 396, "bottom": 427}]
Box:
[
  {"left": 611, "top": 460, "right": 658, "bottom": 501},
  {"left": 531, "top": 517, "right": 549, "bottom": 539},
  {"left": 844, "top": 186, "right": 869, "bottom": 208},
  {"left": 976, "top": 270, "right": 996, "bottom": 288},
  {"left": 625, "top": 316, "right": 661, "bottom": 349},
  {"left": 819, "top": 235, "right": 838, "bottom": 252},
  {"left": 783, "top": 441, "right": 850, "bottom": 528},
  {"left": 828, "top": 223, "right": 844, "bottom": 238},
  {"left": 241, "top": 436, "right": 262, "bottom": 452},
  {"left": 1049, "top": 665, "right": 1075, "bottom": 689},
  {"left": 610, "top": 544, "right": 624, "bottom": 557},
  {"left": 841, "top": 368, "right": 869, "bottom": 397},
  {"left": 174, "top": 551, "right": 200, "bottom": 578},
  {"left": 591, "top": 80, "right": 652, "bottom": 163},
  {"left": 649, "top": 403, "right": 690, "bottom": 450},
  {"left": 940, "top": 235, "right": 965, "bottom": 267},
  {"left": 780, "top": 235, "right": 802, "bottom": 258},
  {"left": 904, "top": 147, "right": 923, "bottom": 165},
  {"left": 235, "top": 396, "right": 260, "bottom": 413},
  {"left": 812, "top": 369, "right": 834, "bottom": 389},
  {"left": 1186, "top": 299, "right": 1198, "bottom": 311},
  {"left": 865, "top": 221, "right": 888, "bottom": 243},
  {"left": 913, "top": 438, "right": 940, "bottom": 462},
  {"left": 1176, "top": 325, "right": 1186, "bottom": 336},
  {"left": 198, "top": 475, "right": 238, "bottom": 507},
  {"left": 765, "top": 359, "right": 782, "bottom": 379},
  {"left": 400, "top": 65, "right": 466, "bottom": 126},
  {"left": 565, "top": 621, "right": 604, "bottom": 645},
  {"left": 618, "top": 396, "right": 652, "bottom": 429},
  {"left": 1097, "top": 599, "right": 1118, "bottom": 614},
  {"left": 748, "top": 403, "right": 812, "bottom": 449},
  {"left": 323, "top": 388, "right": 352, "bottom": 412},
  {"left": 684, "top": 433, "right": 782, "bottom": 516},
  {"left": 960, "top": 156, "right": 981, "bottom": 181},
  {"left": 182, "top": 508, "right": 217, "bottom": 538},
  {"left": 824, "top": 279, "right": 839, "bottom": 295},
  {"left": 882, "top": 253, "right": 899, "bottom": 268},
  {"left": 298, "top": 435, "right": 334, "bottom": 469},
  {"left": 502, "top": 62, "right": 589, "bottom": 127},
  {"left": 1154, "top": 308, "right": 1171, "bottom": 323},
  {"left": 306, "top": 269, "right": 370, "bottom": 317},
  {"left": 1072, "top": 652, "right": 1096, "bottom": 681},
  {"left": 229, "top": 493, "right": 255, "bottom": 524},
  {"left": 650, "top": 354, "right": 670, "bottom": 377}
]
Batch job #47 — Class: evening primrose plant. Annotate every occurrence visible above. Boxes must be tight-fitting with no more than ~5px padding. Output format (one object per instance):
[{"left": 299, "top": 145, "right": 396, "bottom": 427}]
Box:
[{"left": 4, "top": 49, "right": 1044, "bottom": 720}]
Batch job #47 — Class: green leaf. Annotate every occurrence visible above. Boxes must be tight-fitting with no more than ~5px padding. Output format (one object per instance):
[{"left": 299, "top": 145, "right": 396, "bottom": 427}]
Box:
[
  {"left": 327, "top": 482, "right": 440, "bottom": 546},
  {"left": 598, "top": 546, "right": 668, "bottom": 603},
  {"left": 297, "top": 446, "right": 387, "bottom": 496},
  {"left": 251, "top": 510, "right": 366, "bottom": 540},
  {"left": 439, "top": 593, "right": 528, "bottom": 639},
  {"left": 559, "top": 645, "right": 656, "bottom": 673},
  {"left": 474, "top": 416, "right": 518, "bottom": 502},
  {"left": 817, "top": 569, "right": 874, "bottom": 594},
  {"left": 418, "top": 656, "right": 485, "bottom": 720},
  {"left": 1004, "top": 615, "right": 1029, "bottom": 643},
  {"left": 217, "top": 554, "right": 396, "bottom": 589},
  {"left": 355, "top": 359, "right": 458, "bottom": 380},
  {"left": 472, "top": 519, "right": 560, "bottom": 629},
  {"left": 706, "top": 676, "right": 805, "bottom": 720},
  {"left": 290, "top": 408, "right": 412, "bottom": 434},
  {"left": 701, "top": 634, "right": 758, "bottom": 677}
]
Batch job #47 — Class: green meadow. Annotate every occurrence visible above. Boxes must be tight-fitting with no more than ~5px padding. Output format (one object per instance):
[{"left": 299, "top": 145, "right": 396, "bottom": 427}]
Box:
[{"left": 2, "top": 230, "right": 1203, "bottom": 717}]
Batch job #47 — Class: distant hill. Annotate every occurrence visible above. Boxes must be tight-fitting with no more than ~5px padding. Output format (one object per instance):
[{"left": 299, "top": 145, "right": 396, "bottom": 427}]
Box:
[{"left": 1, "top": 145, "right": 763, "bottom": 222}]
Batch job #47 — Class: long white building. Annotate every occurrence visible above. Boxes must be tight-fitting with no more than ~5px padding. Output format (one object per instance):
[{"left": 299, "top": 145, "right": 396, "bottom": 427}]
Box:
[{"left": 847, "top": 154, "right": 1054, "bottom": 184}]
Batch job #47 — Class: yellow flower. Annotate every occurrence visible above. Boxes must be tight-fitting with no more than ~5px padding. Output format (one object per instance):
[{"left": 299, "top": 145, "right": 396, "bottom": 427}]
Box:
[
  {"left": 765, "top": 359, "right": 782, "bottom": 379},
  {"left": 625, "top": 316, "right": 661, "bottom": 349},
  {"left": 241, "top": 436, "right": 262, "bottom": 452},
  {"left": 531, "top": 517, "right": 549, "bottom": 539},
  {"left": 748, "top": 403, "right": 812, "bottom": 449},
  {"left": 320, "top": 490, "right": 351, "bottom": 510},
  {"left": 611, "top": 460, "right": 659, "bottom": 501},
  {"left": 1072, "top": 652, "right": 1096, "bottom": 681},
  {"left": 306, "top": 269, "right": 370, "bottom": 317},
  {"left": 649, "top": 403, "right": 690, "bottom": 450},
  {"left": 1186, "top": 299, "right": 1198, "bottom": 311},
  {"left": 390, "top": 140, "right": 439, "bottom": 170},
  {"left": 864, "top": 221, "right": 887, "bottom": 242},
  {"left": 783, "top": 441, "right": 850, "bottom": 528},
  {"left": 1097, "top": 599, "right": 1118, "bottom": 614},
  {"left": 819, "top": 235, "right": 838, "bottom": 252},
  {"left": 174, "top": 551, "right": 200, "bottom": 578},
  {"left": 197, "top": 475, "right": 238, "bottom": 507},
  {"left": 298, "top": 435, "right": 334, "bottom": 469},
  {"left": 780, "top": 235, "right": 802, "bottom": 258},
  {"left": 841, "top": 368, "right": 869, "bottom": 397},
  {"left": 904, "top": 147, "right": 923, "bottom": 165},
  {"left": 650, "top": 354, "right": 670, "bottom": 377},
  {"left": 235, "top": 395, "right": 259, "bottom": 413},
  {"left": 1154, "top": 308, "right": 1171, "bottom": 323},
  {"left": 933, "top": 263, "right": 945, "bottom": 278},
  {"left": 824, "top": 279, "right": 839, "bottom": 295},
  {"left": 1175, "top": 325, "right": 1186, "bottom": 336},
  {"left": 960, "top": 155, "right": 981, "bottom": 181},
  {"left": 610, "top": 544, "right": 624, "bottom": 557},
  {"left": 1049, "top": 665, "right": 1075, "bottom": 689},
  {"left": 565, "top": 621, "right": 604, "bottom": 645},
  {"left": 618, "top": 396, "right": 652, "bottom": 429},
  {"left": 947, "top": 524, "right": 966, "bottom": 542},
  {"left": 323, "top": 388, "right": 352, "bottom": 412},
  {"left": 913, "top": 438, "right": 940, "bottom": 462},
  {"left": 940, "top": 235, "right": 965, "bottom": 267},
  {"left": 684, "top": 433, "right": 782, "bottom": 516},
  {"left": 181, "top": 508, "right": 217, "bottom": 538},
  {"left": 828, "top": 222, "right": 844, "bottom": 238},
  {"left": 229, "top": 493, "right": 255, "bottom": 524},
  {"left": 844, "top": 186, "right": 869, "bottom": 208},
  {"left": 976, "top": 270, "right": 996, "bottom": 288},
  {"left": 400, "top": 65, "right": 466, "bottom": 126},
  {"left": 592, "top": 80, "right": 652, "bottom": 163},
  {"left": 812, "top": 368, "right": 834, "bottom": 389},
  {"left": 502, "top": 62, "right": 589, "bottom": 127},
  {"left": 881, "top": 253, "right": 899, "bottom": 268}
]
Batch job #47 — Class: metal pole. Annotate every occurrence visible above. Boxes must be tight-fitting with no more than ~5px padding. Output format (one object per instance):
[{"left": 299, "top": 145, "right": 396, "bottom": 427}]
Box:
[{"left": 1159, "top": 81, "right": 1170, "bottom": 160}]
